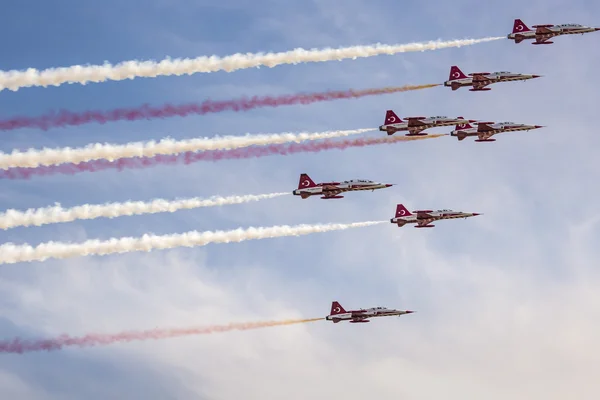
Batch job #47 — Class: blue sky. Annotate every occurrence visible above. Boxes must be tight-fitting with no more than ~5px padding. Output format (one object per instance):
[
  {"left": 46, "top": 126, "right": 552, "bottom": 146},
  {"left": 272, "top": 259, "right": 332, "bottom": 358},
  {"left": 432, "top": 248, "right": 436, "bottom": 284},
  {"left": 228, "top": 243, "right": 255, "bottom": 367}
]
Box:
[{"left": 1, "top": 0, "right": 600, "bottom": 398}]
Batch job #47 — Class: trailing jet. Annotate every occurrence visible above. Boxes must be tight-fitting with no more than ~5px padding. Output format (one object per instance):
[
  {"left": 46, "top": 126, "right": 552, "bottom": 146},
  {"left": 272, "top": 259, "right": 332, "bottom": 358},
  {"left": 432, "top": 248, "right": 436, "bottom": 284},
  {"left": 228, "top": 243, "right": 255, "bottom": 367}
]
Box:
[
  {"left": 379, "top": 110, "right": 474, "bottom": 136},
  {"left": 325, "top": 301, "right": 414, "bottom": 323},
  {"left": 508, "top": 19, "right": 600, "bottom": 44},
  {"left": 444, "top": 65, "right": 541, "bottom": 91},
  {"left": 450, "top": 119, "right": 544, "bottom": 142},
  {"left": 292, "top": 173, "right": 393, "bottom": 199},
  {"left": 390, "top": 204, "right": 480, "bottom": 228}
]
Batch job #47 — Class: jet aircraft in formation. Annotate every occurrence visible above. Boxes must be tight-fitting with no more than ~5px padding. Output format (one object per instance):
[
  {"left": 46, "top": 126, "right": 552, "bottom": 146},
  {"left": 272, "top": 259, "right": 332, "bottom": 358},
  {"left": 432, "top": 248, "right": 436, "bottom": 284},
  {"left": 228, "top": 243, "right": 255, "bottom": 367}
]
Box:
[
  {"left": 507, "top": 18, "right": 600, "bottom": 45},
  {"left": 325, "top": 301, "right": 414, "bottom": 323},
  {"left": 450, "top": 119, "right": 543, "bottom": 142},
  {"left": 292, "top": 173, "right": 393, "bottom": 199},
  {"left": 444, "top": 65, "right": 541, "bottom": 91},
  {"left": 390, "top": 204, "right": 480, "bottom": 228},
  {"left": 379, "top": 110, "right": 473, "bottom": 136},
  {"left": 305, "top": 17, "right": 598, "bottom": 329}
]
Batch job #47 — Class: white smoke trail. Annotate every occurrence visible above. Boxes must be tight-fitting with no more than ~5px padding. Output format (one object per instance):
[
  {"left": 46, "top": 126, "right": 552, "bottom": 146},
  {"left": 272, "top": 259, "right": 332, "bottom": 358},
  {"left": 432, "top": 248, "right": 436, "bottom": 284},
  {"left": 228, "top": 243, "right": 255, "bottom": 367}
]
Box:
[
  {"left": 0, "top": 128, "right": 372, "bottom": 170},
  {"left": 0, "top": 37, "right": 504, "bottom": 92},
  {"left": 0, "top": 221, "right": 386, "bottom": 265},
  {"left": 0, "top": 192, "right": 288, "bottom": 230}
]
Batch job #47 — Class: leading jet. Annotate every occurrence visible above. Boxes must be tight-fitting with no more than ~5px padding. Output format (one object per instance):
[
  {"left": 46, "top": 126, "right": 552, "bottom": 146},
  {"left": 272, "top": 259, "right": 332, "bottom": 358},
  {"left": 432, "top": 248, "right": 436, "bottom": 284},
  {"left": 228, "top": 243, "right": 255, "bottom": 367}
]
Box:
[
  {"left": 508, "top": 19, "right": 600, "bottom": 44},
  {"left": 450, "top": 119, "right": 544, "bottom": 142},
  {"left": 379, "top": 110, "right": 474, "bottom": 136},
  {"left": 293, "top": 173, "right": 393, "bottom": 199},
  {"left": 444, "top": 65, "right": 541, "bottom": 91},
  {"left": 325, "top": 301, "right": 414, "bottom": 323},
  {"left": 390, "top": 204, "right": 480, "bottom": 228}
]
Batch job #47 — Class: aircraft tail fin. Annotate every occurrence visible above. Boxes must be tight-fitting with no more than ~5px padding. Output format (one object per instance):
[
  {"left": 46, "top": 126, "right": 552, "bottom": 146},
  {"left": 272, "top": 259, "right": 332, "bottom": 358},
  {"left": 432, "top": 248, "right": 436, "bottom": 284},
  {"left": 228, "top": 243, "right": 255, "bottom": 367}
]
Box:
[
  {"left": 384, "top": 110, "right": 402, "bottom": 125},
  {"left": 330, "top": 301, "right": 346, "bottom": 315},
  {"left": 455, "top": 117, "right": 474, "bottom": 130},
  {"left": 513, "top": 19, "right": 532, "bottom": 33},
  {"left": 449, "top": 65, "right": 468, "bottom": 81},
  {"left": 395, "top": 204, "right": 412, "bottom": 218},
  {"left": 298, "top": 173, "right": 317, "bottom": 189}
]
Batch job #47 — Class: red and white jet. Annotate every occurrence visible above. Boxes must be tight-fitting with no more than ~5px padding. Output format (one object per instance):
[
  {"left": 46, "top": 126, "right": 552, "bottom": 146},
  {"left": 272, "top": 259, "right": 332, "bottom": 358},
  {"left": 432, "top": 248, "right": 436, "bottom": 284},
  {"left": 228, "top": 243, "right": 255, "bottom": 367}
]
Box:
[
  {"left": 379, "top": 110, "right": 474, "bottom": 136},
  {"left": 293, "top": 173, "right": 393, "bottom": 199},
  {"left": 450, "top": 119, "right": 544, "bottom": 142},
  {"left": 444, "top": 65, "right": 541, "bottom": 91},
  {"left": 390, "top": 204, "right": 480, "bottom": 228},
  {"left": 325, "top": 301, "right": 414, "bottom": 323},
  {"left": 508, "top": 19, "right": 600, "bottom": 44}
]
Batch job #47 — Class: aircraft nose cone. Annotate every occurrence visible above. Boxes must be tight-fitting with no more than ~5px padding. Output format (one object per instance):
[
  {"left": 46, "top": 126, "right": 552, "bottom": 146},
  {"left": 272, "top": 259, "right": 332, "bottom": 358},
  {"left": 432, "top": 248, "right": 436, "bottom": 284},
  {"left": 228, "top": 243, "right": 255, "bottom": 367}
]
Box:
[
  {"left": 532, "top": 75, "right": 541, "bottom": 78},
  {"left": 472, "top": 213, "right": 481, "bottom": 216},
  {"left": 405, "top": 310, "right": 414, "bottom": 314},
  {"left": 385, "top": 184, "right": 394, "bottom": 187},
  {"left": 595, "top": 28, "right": 600, "bottom": 31},
  {"left": 534, "top": 125, "right": 544, "bottom": 129}
]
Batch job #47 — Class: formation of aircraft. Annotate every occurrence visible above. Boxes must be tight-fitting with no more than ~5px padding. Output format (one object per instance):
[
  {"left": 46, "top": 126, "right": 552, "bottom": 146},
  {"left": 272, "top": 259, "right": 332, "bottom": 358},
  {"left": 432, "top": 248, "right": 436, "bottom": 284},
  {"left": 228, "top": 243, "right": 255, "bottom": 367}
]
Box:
[
  {"left": 508, "top": 19, "right": 600, "bottom": 45},
  {"left": 450, "top": 119, "right": 544, "bottom": 142},
  {"left": 299, "top": 18, "right": 598, "bottom": 327},
  {"left": 292, "top": 173, "right": 393, "bottom": 199},
  {"left": 379, "top": 110, "right": 474, "bottom": 136},
  {"left": 444, "top": 65, "right": 541, "bottom": 91},
  {"left": 325, "top": 301, "right": 414, "bottom": 323},
  {"left": 390, "top": 204, "right": 480, "bottom": 228}
]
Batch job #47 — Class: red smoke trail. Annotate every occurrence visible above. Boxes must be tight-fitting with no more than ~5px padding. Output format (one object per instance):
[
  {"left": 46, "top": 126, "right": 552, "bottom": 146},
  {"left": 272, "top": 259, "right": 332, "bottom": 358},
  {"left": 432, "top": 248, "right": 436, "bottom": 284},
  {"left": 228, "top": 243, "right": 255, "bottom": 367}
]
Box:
[
  {"left": 0, "top": 133, "right": 445, "bottom": 180},
  {"left": 0, "top": 317, "right": 323, "bottom": 354},
  {"left": 0, "top": 84, "right": 439, "bottom": 132}
]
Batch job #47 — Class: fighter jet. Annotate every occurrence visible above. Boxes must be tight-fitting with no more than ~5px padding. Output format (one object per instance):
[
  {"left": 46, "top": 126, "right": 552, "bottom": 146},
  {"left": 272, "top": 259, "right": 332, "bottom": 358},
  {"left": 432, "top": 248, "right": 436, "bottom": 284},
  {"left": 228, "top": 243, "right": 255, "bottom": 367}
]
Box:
[
  {"left": 325, "top": 301, "right": 414, "bottom": 323},
  {"left": 450, "top": 119, "right": 544, "bottom": 142},
  {"left": 390, "top": 204, "right": 480, "bottom": 228},
  {"left": 379, "top": 110, "right": 474, "bottom": 136},
  {"left": 293, "top": 173, "right": 393, "bottom": 199},
  {"left": 508, "top": 19, "right": 600, "bottom": 44},
  {"left": 444, "top": 65, "right": 541, "bottom": 91}
]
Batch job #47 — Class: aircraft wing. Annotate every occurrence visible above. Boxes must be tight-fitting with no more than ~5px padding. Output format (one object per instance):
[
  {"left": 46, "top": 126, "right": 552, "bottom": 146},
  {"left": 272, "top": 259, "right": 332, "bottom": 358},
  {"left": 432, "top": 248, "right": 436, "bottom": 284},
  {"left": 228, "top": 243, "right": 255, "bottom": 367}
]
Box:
[
  {"left": 535, "top": 26, "right": 554, "bottom": 34},
  {"left": 471, "top": 74, "right": 491, "bottom": 90},
  {"left": 476, "top": 123, "right": 495, "bottom": 132},
  {"left": 321, "top": 186, "right": 345, "bottom": 198},
  {"left": 416, "top": 218, "right": 436, "bottom": 227},
  {"left": 406, "top": 118, "right": 428, "bottom": 127},
  {"left": 415, "top": 212, "right": 433, "bottom": 219},
  {"left": 477, "top": 130, "right": 497, "bottom": 140}
]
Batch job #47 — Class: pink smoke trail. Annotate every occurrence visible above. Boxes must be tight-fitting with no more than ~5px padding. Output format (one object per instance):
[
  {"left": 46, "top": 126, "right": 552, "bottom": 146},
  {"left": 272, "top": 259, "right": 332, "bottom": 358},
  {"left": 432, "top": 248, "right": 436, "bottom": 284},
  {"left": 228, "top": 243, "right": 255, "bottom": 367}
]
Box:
[
  {"left": 0, "top": 84, "right": 439, "bottom": 132},
  {"left": 0, "top": 317, "right": 323, "bottom": 354},
  {"left": 0, "top": 134, "right": 446, "bottom": 180}
]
